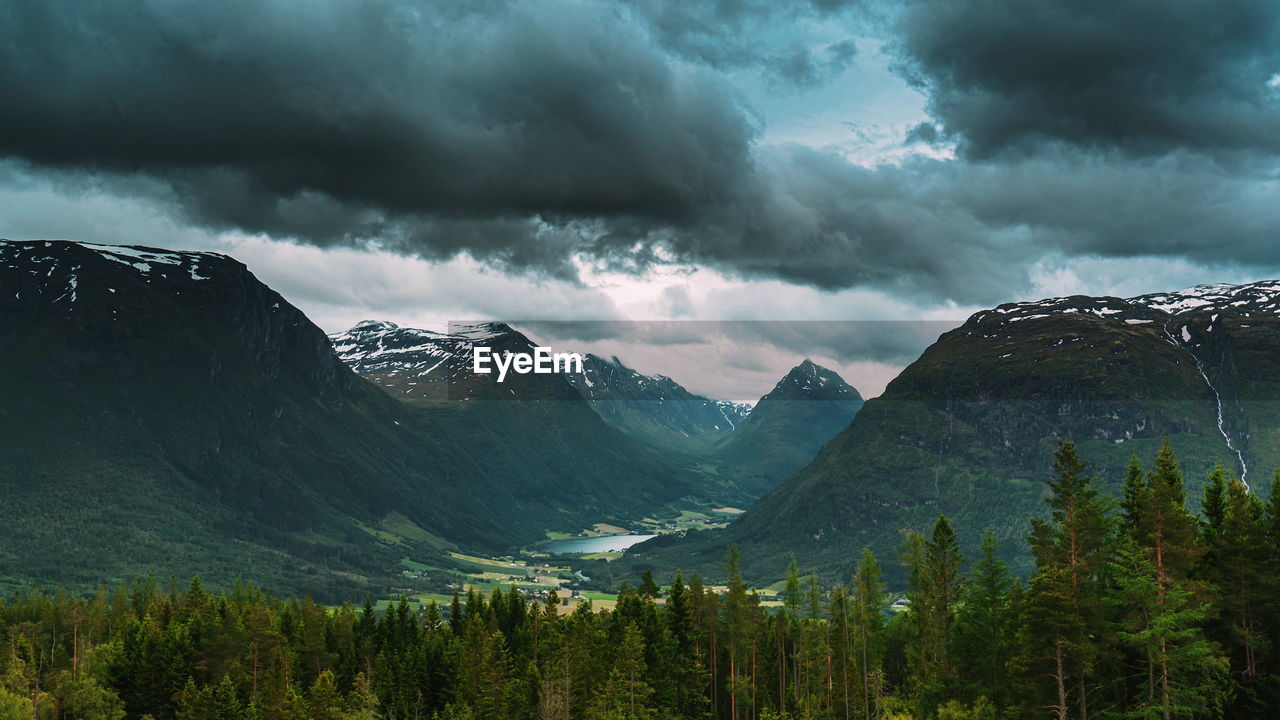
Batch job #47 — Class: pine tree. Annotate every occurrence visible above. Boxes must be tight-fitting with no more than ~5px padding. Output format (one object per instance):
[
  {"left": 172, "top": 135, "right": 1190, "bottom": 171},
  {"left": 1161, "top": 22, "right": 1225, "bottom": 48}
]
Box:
[
  {"left": 343, "top": 673, "right": 380, "bottom": 720},
  {"left": 1203, "top": 475, "right": 1270, "bottom": 712},
  {"left": 638, "top": 571, "right": 661, "bottom": 601},
  {"left": 905, "top": 516, "right": 965, "bottom": 717},
  {"left": 458, "top": 617, "right": 513, "bottom": 718},
  {"left": 586, "top": 624, "right": 657, "bottom": 720},
  {"left": 665, "top": 571, "right": 708, "bottom": 719},
  {"left": 1025, "top": 441, "right": 1112, "bottom": 720},
  {"left": 537, "top": 653, "right": 573, "bottom": 720},
  {"left": 784, "top": 559, "right": 803, "bottom": 618},
  {"left": 1122, "top": 454, "right": 1147, "bottom": 528},
  {"left": 449, "top": 591, "right": 465, "bottom": 636},
  {"left": 851, "top": 548, "right": 886, "bottom": 720},
  {"left": 176, "top": 675, "right": 247, "bottom": 720},
  {"left": 1117, "top": 441, "right": 1223, "bottom": 720},
  {"left": 1112, "top": 541, "right": 1227, "bottom": 719},
  {"left": 721, "top": 545, "right": 759, "bottom": 720},
  {"left": 954, "top": 529, "right": 1013, "bottom": 715},
  {"left": 1133, "top": 442, "right": 1202, "bottom": 584},
  {"left": 1199, "top": 463, "right": 1229, "bottom": 547}
]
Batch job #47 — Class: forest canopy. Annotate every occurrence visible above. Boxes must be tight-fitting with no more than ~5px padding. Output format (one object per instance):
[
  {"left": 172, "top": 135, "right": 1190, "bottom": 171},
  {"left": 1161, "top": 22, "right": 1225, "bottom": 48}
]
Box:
[{"left": 2, "top": 441, "right": 1276, "bottom": 719}]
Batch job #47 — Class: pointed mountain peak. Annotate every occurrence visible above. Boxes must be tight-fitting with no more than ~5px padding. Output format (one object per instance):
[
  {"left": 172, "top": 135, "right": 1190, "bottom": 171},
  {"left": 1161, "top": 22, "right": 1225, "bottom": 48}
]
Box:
[{"left": 764, "top": 360, "right": 862, "bottom": 402}]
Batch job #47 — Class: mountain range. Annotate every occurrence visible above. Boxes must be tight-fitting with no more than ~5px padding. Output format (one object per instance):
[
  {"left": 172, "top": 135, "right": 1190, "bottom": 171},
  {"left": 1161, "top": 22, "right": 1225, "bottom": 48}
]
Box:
[
  {"left": 622, "top": 282, "right": 1280, "bottom": 586},
  {"left": 0, "top": 242, "right": 685, "bottom": 596},
  {"left": 329, "top": 321, "right": 862, "bottom": 506},
  {"left": 23, "top": 239, "right": 1269, "bottom": 597},
  {"left": 563, "top": 353, "right": 752, "bottom": 452},
  {"left": 0, "top": 238, "right": 862, "bottom": 597}
]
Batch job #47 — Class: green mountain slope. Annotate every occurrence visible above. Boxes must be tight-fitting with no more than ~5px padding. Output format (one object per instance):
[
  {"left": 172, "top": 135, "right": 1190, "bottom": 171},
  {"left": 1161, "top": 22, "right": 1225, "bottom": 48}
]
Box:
[
  {"left": 0, "top": 241, "right": 693, "bottom": 598},
  {"left": 620, "top": 283, "right": 1280, "bottom": 586},
  {"left": 559, "top": 353, "right": 863, "bottom": 505},
  {"left": 563, "top": 353, "right": 751, "bottom": 453},
  {"left": 705, "top": 359, "right": 863, "bottom": 500},
  {"left": 329, "top": 320, "right": 699, "bottom": 516},
  {"left": 0, "top": 240, "right": 470, "bottom": 597}
]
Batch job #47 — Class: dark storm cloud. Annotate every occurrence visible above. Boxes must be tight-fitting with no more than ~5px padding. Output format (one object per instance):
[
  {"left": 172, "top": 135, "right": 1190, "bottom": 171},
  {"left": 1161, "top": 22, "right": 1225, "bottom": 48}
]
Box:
[
  {"left": 947, "top": 150, "right": 1280, "bottom": 264},
  {"left": 0, "top": 0, "right": 752, "bottom": 269},
  {"left": 892, "top": 0, "right": 1280, "bottom": 157},
  {"left": 3, "top": 0, "right": 1280, "bottom": 307},
  {"left": 622, "top": 0, "right": 859, "bottom": 84}
]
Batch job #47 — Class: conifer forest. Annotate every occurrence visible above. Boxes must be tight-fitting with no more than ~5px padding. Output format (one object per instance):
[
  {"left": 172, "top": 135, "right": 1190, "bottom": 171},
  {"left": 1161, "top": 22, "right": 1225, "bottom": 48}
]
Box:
[{"left": 3, "top": 442, "right": 1277, "bottom": 720}]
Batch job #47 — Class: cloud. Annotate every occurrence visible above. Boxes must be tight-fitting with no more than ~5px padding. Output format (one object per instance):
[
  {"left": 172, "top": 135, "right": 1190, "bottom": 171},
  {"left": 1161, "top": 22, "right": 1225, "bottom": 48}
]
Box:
[
  {"left": 0, "top": 0, "right": 754, "bottom": 272},
  {"left": 3, "top": 0, "right": 1280, "bottom": 312},
  {"left": 518, "top": 319, "right": 956, "bottom": 370},
  {"left": 621, "top": 0, "right": 860, "bottom": 84},
  {"left": 657, "top": 284, "right": 695, "bottom": 317},
  {"left": 891, "top": 0, "right": 1280, "bottom": 157},
  {"left": 517, "top": 319, "right": 917, "bottom": 400}
]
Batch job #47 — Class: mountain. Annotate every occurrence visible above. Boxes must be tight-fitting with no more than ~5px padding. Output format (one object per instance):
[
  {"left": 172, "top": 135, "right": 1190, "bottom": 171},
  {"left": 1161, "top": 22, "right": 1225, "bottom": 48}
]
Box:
[
  {"left": 0, "top": 240, "right": 689, "bottom": 598},
  {"left": 331, "top": 324, "right": 856, "bottom": 511},
  {"left": 561, "top": 355, "right": 860, "bottom": 504},
  {"left": 0, "top": 240, "right": 479, "bottom": 597},
  {"left": 621, "top": 281, "right": 1280, "bottom": 586},
  {"left": 330, "top": 319, "right": 593, "bottom": 402},
  {"left": 706, "top": 359, "right": 863, "bottom": 500},
  {"left": 328, "top": 319, "right": 697, "bottom": 519},
  {"left": 562, "top": 353, "right": 751, "bottom": 452}
]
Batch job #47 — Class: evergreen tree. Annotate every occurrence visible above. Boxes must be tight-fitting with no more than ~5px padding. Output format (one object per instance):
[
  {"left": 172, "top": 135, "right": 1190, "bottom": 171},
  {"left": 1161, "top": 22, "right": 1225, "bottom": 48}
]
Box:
[
  {"left": 1122, "top": 454, "right": 1147, "bottom": 528},
  {"left": 954, "top": 529, "right": 1013, "bottom": 715},
  {"left": 1025, "top": 441, "right": 1112, "bottom": 720},
  {"left": 1112, "top": 541, "right": 1228, "bottom": 719},
  {"left": 905, "top": 516, "right": 965, "bottom": 717},
  {"left": 587, "top": 624, "right": 656, "bottom": 720},
  {"left": 7, "top": 440, "right": 1280, "bottom": 720},
  {"left": 176, "top": 675, "right": 248, "bottom": 720},
  {"left": 1203, "top": 475, "right": 1271, "bottom": 713},
  {"left": 638, "top": 571, "right": 661, "bottom": 601},
  {"left": 665, "top": 571, "right": 708, "bottom": 719},
  {"left": 784, "top": 559, "right": 803, "bottom": 618},
  {"left": 458, "top": 617, "right": 513, "bottom": 718},
  {"left": 851, "top": 548, "right": 887, "bottom": 720},
  {"left": 1116, "top": 442, "right": 1223, "bottom": 720},
  {"left": 1199, "top": 463, "right": 1229, "bottom": 547}
]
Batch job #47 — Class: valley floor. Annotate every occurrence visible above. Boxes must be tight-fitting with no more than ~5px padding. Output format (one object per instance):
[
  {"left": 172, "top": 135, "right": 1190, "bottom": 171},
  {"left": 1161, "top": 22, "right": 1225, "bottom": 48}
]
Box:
[{"left": 388, "top": 503, "right": 747, "bottom": 612}]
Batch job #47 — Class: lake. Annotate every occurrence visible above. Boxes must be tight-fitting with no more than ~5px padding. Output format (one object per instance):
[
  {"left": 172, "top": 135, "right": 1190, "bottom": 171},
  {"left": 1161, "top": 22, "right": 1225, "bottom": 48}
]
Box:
[{"left": 546, "top": 534, "right": 656, "bottom": 554}]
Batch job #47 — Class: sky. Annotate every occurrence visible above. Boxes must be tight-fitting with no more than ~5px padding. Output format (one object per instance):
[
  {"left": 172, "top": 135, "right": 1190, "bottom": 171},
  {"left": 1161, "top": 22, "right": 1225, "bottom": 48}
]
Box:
[{"left": 3, "top": 0, "right": 1280, "bottom": 400}]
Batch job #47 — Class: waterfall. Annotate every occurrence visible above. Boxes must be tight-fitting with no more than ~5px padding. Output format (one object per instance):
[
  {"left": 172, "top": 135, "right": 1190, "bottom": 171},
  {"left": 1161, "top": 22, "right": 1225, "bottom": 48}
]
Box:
[{"left": 1160, "top": 321, "right": 1249, "bottom": 489}]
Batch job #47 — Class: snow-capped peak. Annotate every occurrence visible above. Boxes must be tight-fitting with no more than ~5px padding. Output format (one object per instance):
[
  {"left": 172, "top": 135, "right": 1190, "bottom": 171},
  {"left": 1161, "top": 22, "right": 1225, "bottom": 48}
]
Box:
[{"left": 967, "top": 279, "right": 1280, "bottom": 331}]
